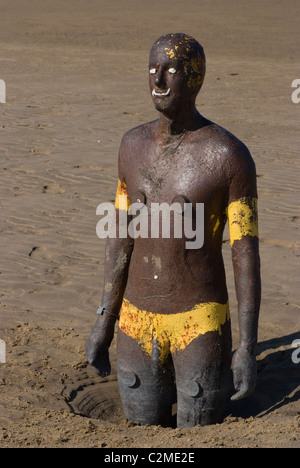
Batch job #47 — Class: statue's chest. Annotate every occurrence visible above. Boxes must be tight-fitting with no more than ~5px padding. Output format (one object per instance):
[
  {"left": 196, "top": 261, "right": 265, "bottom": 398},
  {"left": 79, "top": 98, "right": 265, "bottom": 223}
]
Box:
[{"left": 126, "top": 142, "right": 227, "bottom": 206}]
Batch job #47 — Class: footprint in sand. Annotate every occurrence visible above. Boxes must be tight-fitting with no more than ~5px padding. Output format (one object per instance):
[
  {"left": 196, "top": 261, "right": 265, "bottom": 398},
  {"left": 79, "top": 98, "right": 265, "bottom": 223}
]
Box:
[
  {"left": 42, "top": 183, "right": 65, "bottom": 194},
  {"left": 28, "top": 246, "right": 52, "bottom": 260},
  {"left": 29, "top": 147, "right": 50, "bottom": 155}
]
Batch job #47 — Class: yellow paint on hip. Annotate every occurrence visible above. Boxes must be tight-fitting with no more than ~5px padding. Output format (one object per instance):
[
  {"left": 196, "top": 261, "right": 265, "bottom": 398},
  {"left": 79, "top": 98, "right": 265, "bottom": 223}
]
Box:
[
  {"left": 227, "top": 197, "right": 258, "bottom": 246},
  {"left": 115, "top": 179, "right": 130, "bottom": 211},
  {"left": 119, "top": 299, "right": 230, "bottom": 363}
]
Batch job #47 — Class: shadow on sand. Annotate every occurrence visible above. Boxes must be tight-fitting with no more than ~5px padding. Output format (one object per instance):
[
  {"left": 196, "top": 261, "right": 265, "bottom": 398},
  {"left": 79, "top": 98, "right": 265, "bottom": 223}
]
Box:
[{"left": 227, "top": 332, "right": 300, "bottom": 419}]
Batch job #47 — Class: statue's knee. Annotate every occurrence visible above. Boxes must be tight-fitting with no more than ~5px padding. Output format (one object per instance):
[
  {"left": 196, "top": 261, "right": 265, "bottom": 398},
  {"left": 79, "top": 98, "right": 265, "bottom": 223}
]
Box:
[
  {"left": 176, "top": 378, "right": 203, "bottom": 398},
  {"left": 118, "top": 368, "right": 140, "bottom": 390},
  {"left": 117, "top": 365, "right": 174, "bottom": 425},
  {"left": 176, "top": 380, "right": 228, "bottom": 427}
]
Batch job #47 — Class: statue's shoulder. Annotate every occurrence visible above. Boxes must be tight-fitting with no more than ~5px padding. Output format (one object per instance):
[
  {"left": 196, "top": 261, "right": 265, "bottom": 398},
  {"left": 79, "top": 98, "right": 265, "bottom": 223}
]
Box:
[
  {"left": 200, "top": 122, "right": 254, "bottom": 168},
  {"left": 118, "top": 121, "right": 157, "bottom": 176},
  {"left": 120, "top": 120, "right": 157, "bottom": 149},
  {"left": 199, "top": 121, "right": 246, "bottom": 150}
]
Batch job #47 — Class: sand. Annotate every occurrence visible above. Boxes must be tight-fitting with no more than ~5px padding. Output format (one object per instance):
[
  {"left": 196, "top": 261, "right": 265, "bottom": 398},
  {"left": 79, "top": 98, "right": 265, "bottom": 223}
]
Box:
[{"left": 0, "top": 0, "right": 299, "bottom": 448}]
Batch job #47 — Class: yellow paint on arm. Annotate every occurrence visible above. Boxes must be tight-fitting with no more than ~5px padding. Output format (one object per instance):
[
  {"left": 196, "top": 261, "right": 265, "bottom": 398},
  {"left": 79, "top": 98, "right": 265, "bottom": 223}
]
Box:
[
  {"left": 210, "top": 214, "right": 221, "bottom": 237},
  {"left": 115, "top": 179, "right": 130, "bottom": 211},
  {"left": 227, "top": 197, "right": 258, "bottom": 246},
  {"left": 213, "top": 218, "right": 220, "bottom": 236}
]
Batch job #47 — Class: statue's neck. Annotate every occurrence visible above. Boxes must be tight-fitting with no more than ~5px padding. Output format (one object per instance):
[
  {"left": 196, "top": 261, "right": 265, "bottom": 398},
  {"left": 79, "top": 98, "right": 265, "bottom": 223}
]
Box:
[{"left": 158, "top": 107, "right": 204, "bottom": 136}]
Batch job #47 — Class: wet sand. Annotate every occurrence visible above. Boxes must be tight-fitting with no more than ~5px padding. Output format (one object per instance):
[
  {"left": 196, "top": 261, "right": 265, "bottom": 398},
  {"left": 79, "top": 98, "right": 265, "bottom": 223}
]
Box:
[{"left": 0, "top": 0, "right": 299, "bottom": 447}]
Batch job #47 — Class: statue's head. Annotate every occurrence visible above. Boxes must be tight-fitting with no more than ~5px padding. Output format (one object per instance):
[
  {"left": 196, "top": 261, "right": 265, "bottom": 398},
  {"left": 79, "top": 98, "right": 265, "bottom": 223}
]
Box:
[{"left": 149, "top": 33, "right": 206, "bottom": 115}]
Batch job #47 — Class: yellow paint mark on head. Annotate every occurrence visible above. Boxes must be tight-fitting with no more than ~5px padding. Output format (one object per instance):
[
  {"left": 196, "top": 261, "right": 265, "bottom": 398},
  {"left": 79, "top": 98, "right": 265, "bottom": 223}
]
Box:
[
  {"left": 190, "top": 57, "right": 203, "bottom": 74},
  {"left": 187, "top": 74, "right": 203, "bottom": 90},
  {"left": 164, "top": 48, "right": 175, "bottom": 59},
  {"left": 227, "top": 197, "right": 258, "bottom": 246},
  {"left": 180, "top": 54, "right": 205, "bottom": 90}
]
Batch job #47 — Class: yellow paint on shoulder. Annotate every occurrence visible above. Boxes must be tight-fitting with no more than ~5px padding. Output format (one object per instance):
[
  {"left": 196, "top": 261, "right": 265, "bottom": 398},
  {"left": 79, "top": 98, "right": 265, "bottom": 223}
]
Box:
[
  {"left": 115, "top": 179, "right": 130, "bottom": 211},
  {"left": 119, "top": 299, "right": 230, "bottom": 362},
  {"left": 227, "top": 197, "right": 258, "bottom": 246}
]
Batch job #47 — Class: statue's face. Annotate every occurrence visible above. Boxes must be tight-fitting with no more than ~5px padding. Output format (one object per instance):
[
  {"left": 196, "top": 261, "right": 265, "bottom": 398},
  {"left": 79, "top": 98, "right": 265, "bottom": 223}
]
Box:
[{"left": 149, "top": 35, "right": 205, "bottom": 116}]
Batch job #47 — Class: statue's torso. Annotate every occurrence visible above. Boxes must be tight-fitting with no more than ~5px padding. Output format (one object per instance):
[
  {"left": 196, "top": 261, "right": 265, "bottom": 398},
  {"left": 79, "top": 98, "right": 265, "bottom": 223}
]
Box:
[{"left": 121, "top": 121, "right": 234, "bottom": 313}]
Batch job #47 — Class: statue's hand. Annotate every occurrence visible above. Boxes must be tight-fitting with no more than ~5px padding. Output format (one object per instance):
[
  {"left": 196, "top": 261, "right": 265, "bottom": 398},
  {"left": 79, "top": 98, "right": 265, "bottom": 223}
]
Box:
[
  {"left": 231, "top": 345, "right": 257, "bottom": 401},
  {"left": 85, "top": 317, "right": 115, "bottom": 377}
]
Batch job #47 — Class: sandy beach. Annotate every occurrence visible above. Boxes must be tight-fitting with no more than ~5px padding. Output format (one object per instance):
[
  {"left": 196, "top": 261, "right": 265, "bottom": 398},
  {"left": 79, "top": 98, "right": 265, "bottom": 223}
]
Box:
[{"left": 0, "top": 0, "right": 299, "bottom": 448}]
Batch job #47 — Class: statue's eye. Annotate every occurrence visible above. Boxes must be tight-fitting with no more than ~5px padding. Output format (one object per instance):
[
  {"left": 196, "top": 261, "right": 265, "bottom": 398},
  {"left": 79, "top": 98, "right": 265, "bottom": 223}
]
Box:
[
  {"left": 168, "top": 68, "right": 177, "bottom": 74},
  {"left": 149, "top": 68, "right": 157, "bottom": 75}
]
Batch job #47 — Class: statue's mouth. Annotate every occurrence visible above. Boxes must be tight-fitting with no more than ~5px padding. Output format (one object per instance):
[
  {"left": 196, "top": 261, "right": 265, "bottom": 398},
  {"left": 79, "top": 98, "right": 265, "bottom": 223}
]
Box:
[{"left": 152, "top": 88, "right": 171, "bottom": 97}]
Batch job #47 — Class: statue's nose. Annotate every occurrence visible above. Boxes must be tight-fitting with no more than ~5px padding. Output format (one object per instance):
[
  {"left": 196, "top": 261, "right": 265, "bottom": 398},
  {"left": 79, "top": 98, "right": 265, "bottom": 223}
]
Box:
[{"left": 155, "top": 69, "right": 165, "bottom": 88}]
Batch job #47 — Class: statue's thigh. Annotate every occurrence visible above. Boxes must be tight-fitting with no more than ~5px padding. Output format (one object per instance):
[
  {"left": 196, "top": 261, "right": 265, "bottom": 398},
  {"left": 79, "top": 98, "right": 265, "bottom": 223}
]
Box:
[
  {"left": 172, "top": 323, "right": 232, "bottom": 428},
  {"left": 117, "top": 329, "right": 174, "bottom": 426}
]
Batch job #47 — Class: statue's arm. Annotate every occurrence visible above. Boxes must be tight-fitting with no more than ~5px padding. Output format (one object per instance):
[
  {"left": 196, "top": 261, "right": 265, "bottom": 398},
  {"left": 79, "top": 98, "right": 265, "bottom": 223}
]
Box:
[
  {"left": 86, "top": 139, "right": 134, "bottom": 377},
  {"left": 227, "top": 142, "right": 261, "bottom": 400}
]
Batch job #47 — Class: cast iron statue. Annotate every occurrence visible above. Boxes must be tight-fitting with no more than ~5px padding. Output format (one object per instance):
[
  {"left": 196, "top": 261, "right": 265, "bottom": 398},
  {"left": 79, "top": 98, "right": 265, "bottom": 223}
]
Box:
[{"left": 86, "top": 33, "right": 261, "bottom": 428}]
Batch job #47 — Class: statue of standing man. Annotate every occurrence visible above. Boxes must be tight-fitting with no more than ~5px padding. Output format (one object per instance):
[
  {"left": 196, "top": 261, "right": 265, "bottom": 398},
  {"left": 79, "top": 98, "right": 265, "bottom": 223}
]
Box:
[{"left": 86, "top": 33, "right": 261, "bottom": 428}]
